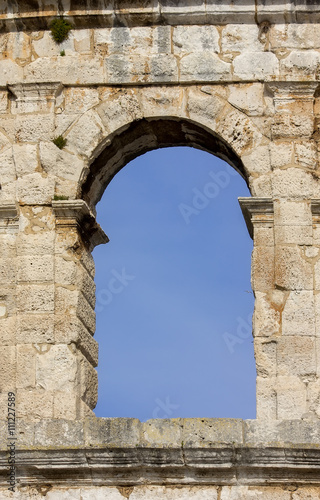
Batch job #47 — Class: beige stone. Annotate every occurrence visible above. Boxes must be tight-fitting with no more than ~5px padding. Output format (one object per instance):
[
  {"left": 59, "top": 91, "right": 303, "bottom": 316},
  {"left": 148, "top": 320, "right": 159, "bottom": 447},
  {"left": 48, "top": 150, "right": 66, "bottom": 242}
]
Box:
[
  {"left": 17, "top": 314, "right": 54, "bottom": 344},
  {"left": 17, "top": 173, "right": 55, "bottom": 205},
  {"left": 17, "top": 255, "right": 54, "bottom": 282},
  {"left": 221, "top": 486, "right": 290, "bottom": 500},
  {"left": 277, "top": 336, "right": 316, "bottom": 376},
  {"left": 180, "top": 52, "right": 232, "bottom": 82},
  {"left": 274, "top": 246, "right": 313, "bottom": 290},
  {"left": 36, "top": 344, "right": 78, "bottom": 392},
  {"left": 282, "top": 291, "right": 315, "bottom": 336},
  {"left": 16, "top": 344, "right": 36, "bottom": 389},
  {"left": 253, "top": 291, "right": 281, "bottom": 337},
  {"left": 256, "top": 376, "right": 277, "bottom": 420},
  {"left": 276, "top": 376, "right": 307, "bottom": 419},
  {"left": 233, "top": 52, "right": 279, "bottom": 80},
  {"left": 1, "top": 3, "right": 320, "bottom": 473},
  {"left": 251, "top": 246, "right": 274, "bottom": 291},
  {"left": 13, "top": 143, "right": 39, "bottom": 177}
]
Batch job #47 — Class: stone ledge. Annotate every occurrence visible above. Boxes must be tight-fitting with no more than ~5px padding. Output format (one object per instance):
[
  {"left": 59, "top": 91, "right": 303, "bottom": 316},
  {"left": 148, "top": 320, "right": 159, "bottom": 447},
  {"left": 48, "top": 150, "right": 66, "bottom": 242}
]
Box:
[
  {"left": 4, "top": 418, "right": 320, "bottom": 450},
  {"left": 2, "top": 420, "right": 320, "bottom": 485},
  {"left": 0, "top": 0, "right": 319, "bottom": 32},
  {"left": 2, "top": 445, "right": 320, "bottom": 487},
  {"left": 52, "top": 199, "right": 109, "bottom": 250}
]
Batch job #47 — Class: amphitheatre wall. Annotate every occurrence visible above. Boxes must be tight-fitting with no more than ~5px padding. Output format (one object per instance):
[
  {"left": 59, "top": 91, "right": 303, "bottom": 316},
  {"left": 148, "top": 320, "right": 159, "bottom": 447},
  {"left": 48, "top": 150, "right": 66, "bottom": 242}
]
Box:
[{"left": 1, "top": 1, "right": 320, "bottom": 497}]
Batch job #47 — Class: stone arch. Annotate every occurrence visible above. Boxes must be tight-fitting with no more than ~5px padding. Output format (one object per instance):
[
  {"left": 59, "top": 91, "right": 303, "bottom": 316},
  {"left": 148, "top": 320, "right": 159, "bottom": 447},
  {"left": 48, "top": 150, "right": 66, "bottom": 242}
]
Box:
[
  {"left": 58, "top": 85, "right": 272, "bottom": 207},
  {"left": 81, "top": 117, "right": 248, "bottom": 207}
]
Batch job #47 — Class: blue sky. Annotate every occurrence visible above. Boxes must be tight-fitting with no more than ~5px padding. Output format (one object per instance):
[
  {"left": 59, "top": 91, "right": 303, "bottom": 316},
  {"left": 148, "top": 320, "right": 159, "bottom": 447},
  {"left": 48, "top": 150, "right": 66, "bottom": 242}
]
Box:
[{"left": 93, "top": 146, "right": 256, "bottom": 421}]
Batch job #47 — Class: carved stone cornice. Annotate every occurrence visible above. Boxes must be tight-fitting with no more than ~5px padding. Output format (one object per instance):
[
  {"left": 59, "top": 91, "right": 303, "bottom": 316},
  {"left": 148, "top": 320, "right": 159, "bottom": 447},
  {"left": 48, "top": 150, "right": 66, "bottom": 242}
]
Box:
[
  {"left": 266, "top": 82, "right": 319, "bottom": 108},
  {"left": 3, "top": 417, "right": 320, "bottom": 487},
  {"left": 8, "top": 82, "right": 63, "bottom": 114},
  {"left": 0, "top": 202, "right": 18, "bottom": 232},
  {"left": 0, "top": 1, "right": 319, "bottom": 30},
  {"left": 238, "top": 197, "right": 274, "bottom": 239},
  {"left": 52, "top": 199, "right": 109, "bottom": 250}
]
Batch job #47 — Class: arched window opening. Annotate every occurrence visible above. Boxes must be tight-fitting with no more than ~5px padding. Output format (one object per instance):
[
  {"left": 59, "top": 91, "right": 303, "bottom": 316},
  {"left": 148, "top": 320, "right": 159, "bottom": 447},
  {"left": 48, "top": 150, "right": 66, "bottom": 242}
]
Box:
[{"left": 93, "top": 146, "right": 255, "bottom": 421}]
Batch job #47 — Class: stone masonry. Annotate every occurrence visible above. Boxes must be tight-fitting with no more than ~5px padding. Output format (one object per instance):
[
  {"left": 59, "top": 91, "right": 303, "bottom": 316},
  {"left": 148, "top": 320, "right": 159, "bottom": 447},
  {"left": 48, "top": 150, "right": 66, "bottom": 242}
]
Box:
[{"left": 1, "top": 0, "right": 320, "bottom": 497}]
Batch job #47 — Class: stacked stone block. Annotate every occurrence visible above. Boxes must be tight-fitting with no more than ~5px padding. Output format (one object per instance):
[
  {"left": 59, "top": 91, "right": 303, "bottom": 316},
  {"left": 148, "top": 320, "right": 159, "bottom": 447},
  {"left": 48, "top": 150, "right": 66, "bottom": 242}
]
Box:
[{"left": 0, "top": 0, "right": 320, "bottom": 495}]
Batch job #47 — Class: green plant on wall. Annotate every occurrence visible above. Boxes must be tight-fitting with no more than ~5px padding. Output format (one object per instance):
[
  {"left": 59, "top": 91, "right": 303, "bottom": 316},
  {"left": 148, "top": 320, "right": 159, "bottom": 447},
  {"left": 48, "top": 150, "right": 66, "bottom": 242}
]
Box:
[
  {"left": 52, "top": 135, "right": 67, "bottom": 149},
  {"left": 50, "top": 18, "right": 73, "bottom": 44},
  {"left": 53, "top": 195, "right": 69, "bottom": 201}
]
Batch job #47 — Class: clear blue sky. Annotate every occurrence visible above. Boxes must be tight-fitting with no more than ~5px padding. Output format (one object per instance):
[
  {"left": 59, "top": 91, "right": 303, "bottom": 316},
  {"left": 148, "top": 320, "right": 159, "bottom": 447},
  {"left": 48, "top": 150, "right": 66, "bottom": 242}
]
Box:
[{"left": 93, "top": 146, "right": 256, "bottom": 421}]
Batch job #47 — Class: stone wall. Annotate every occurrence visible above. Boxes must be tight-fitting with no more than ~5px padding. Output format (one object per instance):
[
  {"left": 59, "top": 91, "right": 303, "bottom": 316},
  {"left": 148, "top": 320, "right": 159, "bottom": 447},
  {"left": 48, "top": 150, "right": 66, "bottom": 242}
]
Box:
[{"left": 1, "top": 0, "right": 320, "bottom": 496}]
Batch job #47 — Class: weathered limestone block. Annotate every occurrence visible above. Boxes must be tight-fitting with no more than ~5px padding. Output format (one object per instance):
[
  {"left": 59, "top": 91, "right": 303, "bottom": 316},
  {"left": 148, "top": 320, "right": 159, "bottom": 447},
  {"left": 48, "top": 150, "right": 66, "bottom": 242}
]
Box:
[
  {"left": 17, "top": 284, "right": 55, "bottom": 313},
  {"left": 54, "top": 315, "right": 98, "bottom": 366},
  {"left": 251, "top": 246, "right": 274, "bottom": 291},
  {"left": 97, "top": 88, "right": 142, "bottom": 134},
  {"left": 274, "top": 199, "right": 313, "bottom": 244},
  {"left": 281, "top": 291, "right": 315, "bottom": 335},
  {"left": 180, "top": 52, "right": 231, "bottom": 82},
  {"left": 65, "top": 109, "right": 107, "bottom": 159},
  {"left": 220, "top": 486, "right": 291, "bottom": 500},
  {"left": 16, "top": 389, "right": 56, "bottom": 421},
  {"left": 140, "top": 86, "right": 185, "bottom": 118},
  {"left": 228, "top": 83, "right": 266, "bottom": 117},
  {"left": 276, "top": 376, "right": 307, "bottom": 420},
  {"left": 0, "top": 91, "right": 8, "bottom": 114},
  {"left": 13, "top": 143, "right": 39, "bottom": 177},
  {"left": 24, "top": 55, "right": 104, "bottom": 85},
  {"left": 64, "top": 87, "right": 100, "bottom": 115},
  {"left": 233, "top": 52, "right": 279, "bottom": 80},
  {"left": 277, "top": 336, "right": 316, "bottom": 376},
  {"left": 270, "top": 140, "right": 294, "bottom": 168},
  {"left": 280, "top": 50, "right": 320, "bottom": 80},
  {"left": 274, "top": 246, "right": 313, "bottom": 290},
  {"left": 221, "top": 24, "right": 264, "bottom": 53},
  {"left": 295, "top": 140, "right": 318, "bottom": 169},
  {"left": 256, "top": 376, "right": 277, "bottom": 420},
  {"left": 253, "top": 291, "right": 282, "bottom": 337},
  {"left": 270, "top": 24, "right": 320, "bottom": 50},
  {"left": 0, "top": 345, "right": 16, "bottom": 393},
  {"left": 272, "top": 168, "right": 314, "bottom": 199},
  {"left": 36, "top": 344, "right": 78, "bottom": 392},
  {"left": 0, "top": 59, "right": 23, "bottom": 86},
  {"left": 187, "top": 87, "right": 225, "bottom": 130},
  {"left": 39, "top": 141, "right": 86, "bottom": 183},
  {"left": 17, "top": 314, "right": 54, "bottom": 344},
  {"left": 0, "top": 316, "right": 15, "bottom": 345},
  {"left": 173, "top": 25, "right": 219, "bottom": 54},
  {"left": 216, "top": 107, "right": 263, "bottom": 156},
  {"left": 255, "top": 339, "right": 277, "bottom": 378},
  {"left": 17, "top": 254, "right": 54, "bottom": 283},
  {"left": 16, "top": 344, "right": 36, "bottom": 390}
]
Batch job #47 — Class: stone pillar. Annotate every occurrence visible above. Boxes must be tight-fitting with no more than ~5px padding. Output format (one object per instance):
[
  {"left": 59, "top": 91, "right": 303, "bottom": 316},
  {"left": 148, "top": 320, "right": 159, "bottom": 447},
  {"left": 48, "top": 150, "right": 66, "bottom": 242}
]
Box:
[
  {"left": 0, "top": 198, "right": 108, "bottom": 422},
  {"left": 241, "top": 193, "right": 320, "bottom": 420},
  {"left": 240, "top": 75, "right": 320, "bottom": 422},
  {"left": 239, "top": 198, "right": 278, "bottom": 420}
]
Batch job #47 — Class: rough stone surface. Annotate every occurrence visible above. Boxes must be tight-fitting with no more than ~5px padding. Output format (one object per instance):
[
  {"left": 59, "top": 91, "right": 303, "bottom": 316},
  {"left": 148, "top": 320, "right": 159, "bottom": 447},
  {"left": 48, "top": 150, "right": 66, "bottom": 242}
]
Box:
[{"left": 1, "top": 0, "right": 320, "bottom": 495}]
